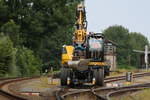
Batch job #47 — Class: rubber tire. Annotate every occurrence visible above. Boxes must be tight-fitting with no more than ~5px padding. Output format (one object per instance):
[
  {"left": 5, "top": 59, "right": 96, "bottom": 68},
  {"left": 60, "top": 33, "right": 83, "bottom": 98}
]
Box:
[
  {"left": 94, "top": 68, "right": 104, "bottom": 86},
  {"left": 68, "top": 72, "right": 74, "bottom": 87},
  {"left": 60, "top": 68, "right": 69, "bottom": 86}
]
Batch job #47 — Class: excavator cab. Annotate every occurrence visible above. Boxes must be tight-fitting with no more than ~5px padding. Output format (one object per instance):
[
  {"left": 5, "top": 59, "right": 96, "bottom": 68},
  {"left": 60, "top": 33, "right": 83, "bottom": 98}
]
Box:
[{"left": 86, "top": 33, "right": 104, "bottom": 61}]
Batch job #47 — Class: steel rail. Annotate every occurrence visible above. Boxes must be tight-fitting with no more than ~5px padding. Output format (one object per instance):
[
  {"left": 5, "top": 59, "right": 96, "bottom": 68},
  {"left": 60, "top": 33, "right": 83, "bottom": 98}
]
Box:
[
  {"left": 57, "top": 72, "right": 150, "bottom": 100},
  {"left": 0, "top": 77, "right": 30, "bottom": 100},
  {"left": 106, "top": 83, "right": 150, "bottom": 100}
]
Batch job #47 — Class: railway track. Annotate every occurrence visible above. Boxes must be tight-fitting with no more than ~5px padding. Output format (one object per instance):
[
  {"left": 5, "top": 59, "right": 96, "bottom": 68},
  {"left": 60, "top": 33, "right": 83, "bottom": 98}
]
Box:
[
  {"left": 105, "top": 72, "right": 150, "bottom": 82},
  {"left": 56, "top": 72, "right": 150, "bottom": 100},
  {"left": 94, "top": 83, "right": 150, "bottom": 100},
  {"left": 0, "top": 77, "right": 35, "bottom": 100},
  {"left": 0, "top": 72, "right": 150, "bottom": 100},
  {"left": 0, "top": 72, "right": 60, "bottom": 100}
]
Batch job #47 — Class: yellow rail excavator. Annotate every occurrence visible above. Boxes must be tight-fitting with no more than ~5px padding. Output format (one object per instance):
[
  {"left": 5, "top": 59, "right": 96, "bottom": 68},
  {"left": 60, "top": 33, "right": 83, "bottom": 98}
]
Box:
[{"left": 61, "top": 3, "right": 110, "bottom": 86}]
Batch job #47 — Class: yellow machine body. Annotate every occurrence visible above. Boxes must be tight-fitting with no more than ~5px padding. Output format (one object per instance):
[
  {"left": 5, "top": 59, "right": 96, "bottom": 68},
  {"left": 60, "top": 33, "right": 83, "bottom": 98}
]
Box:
[
  {"left": 74, "top": 29, "right": 86, "bottom": 44},
  {"left": 62, "top": 45, "right": 74, "bottom": 65},
  {"left": 88, "top": 62, "right": 106, "bottom": 66}
]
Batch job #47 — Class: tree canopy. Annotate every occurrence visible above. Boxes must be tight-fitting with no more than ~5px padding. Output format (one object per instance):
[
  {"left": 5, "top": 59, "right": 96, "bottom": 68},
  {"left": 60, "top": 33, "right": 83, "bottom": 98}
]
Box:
[
  {"left": 0, "top": 33, "right": 14, "bottom": 76},
  {"left": 103, "top": 25, "right": 149, "bottom": 68},
  {"left": 0, "top": 0, "right": 83, "bottom": 76}
]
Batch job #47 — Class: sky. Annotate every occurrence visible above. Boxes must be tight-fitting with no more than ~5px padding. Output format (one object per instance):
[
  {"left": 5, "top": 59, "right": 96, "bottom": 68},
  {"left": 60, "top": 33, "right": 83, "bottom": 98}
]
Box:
[{"left": 85, "top": 0, "right": 150, "bottom": 41}]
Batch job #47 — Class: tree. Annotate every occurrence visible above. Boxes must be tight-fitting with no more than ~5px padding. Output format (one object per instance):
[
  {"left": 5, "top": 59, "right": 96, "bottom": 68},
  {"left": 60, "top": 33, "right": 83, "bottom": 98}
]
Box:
[
  {"left": 103, "top": 25, "right": 130, "bottom": 65},
  {"left": 16, "top": 47, "right": 42, "bottom": 76},
  {"left": 0, "top": 0, "right": 9, "bottom": 27},
  {"left": 129, "top": 32, "right": 149, "bottom": 50},
  {"left": 1, "top": 20, "right": 22, "bottom": 46},
  {"left": 15, "top": 0, "right": 83, "bottom": 69},
  {"left": 0, "top": 33, "right": 15, "bottom": 76},
  {"left": 0, "top": 0, "right": 84, "bottom": 76},
  {"left": 129, "top": 32, "right": 149, "bottom": 66},
  {"left": 103, "top": 25, "right": 149, "bottom": 68}
]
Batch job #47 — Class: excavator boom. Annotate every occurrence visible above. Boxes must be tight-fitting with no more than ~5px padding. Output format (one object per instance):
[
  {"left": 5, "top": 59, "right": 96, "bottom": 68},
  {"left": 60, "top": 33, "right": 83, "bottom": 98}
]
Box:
[{"left": 74, "top": 4, "right": 87, "bottom": 45}]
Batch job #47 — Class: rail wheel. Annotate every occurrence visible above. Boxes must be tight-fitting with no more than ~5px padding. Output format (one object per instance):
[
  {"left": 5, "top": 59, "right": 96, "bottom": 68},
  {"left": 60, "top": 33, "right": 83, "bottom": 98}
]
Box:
[
  {"left": 94, "top": 68, "right": 104, "bottom": 86},
  {"left": 60, "top": 68, "right": 70, "bottom": 86}
]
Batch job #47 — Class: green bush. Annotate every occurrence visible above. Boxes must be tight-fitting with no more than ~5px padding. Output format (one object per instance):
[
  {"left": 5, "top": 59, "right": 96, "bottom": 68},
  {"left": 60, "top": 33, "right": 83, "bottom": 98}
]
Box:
[
  {"left": 16, "top": 47, "right": 42, "bottom": 76},
  {"left": 0, "top": 33, "right": 15, "bottom": 76},
  {"left": 118, "top": 64, "right": 136, "bottom": 70}
]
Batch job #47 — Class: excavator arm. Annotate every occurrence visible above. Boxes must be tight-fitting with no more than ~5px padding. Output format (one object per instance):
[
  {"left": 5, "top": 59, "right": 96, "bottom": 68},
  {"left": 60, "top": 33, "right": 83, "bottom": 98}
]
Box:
[{"left": 74, "top": 4, "right": 87, "bottom": 45}]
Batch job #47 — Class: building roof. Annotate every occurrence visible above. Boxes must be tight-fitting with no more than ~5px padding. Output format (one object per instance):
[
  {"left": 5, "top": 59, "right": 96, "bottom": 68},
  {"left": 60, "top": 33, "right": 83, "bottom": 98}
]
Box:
[{"left": 105, "top": 39, "right": 117, "bottom": 46}]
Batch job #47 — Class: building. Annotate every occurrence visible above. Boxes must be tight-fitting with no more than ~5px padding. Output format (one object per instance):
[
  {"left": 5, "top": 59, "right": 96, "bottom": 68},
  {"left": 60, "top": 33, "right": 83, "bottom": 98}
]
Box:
[{"left": 104, "top": 40, "right": 117, "bottom": 71}]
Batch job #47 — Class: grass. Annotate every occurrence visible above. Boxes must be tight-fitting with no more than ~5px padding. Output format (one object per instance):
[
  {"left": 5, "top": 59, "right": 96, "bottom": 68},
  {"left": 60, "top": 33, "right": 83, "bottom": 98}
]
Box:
[
  {"left": 118, "top": 64, "right": 137, "bottom": 70},
  {"left": 109, "top": 65, "right": 139, "bottom": 77},
  {"left": 111, "top": 89, "right": 150, "bottom": 100}
]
